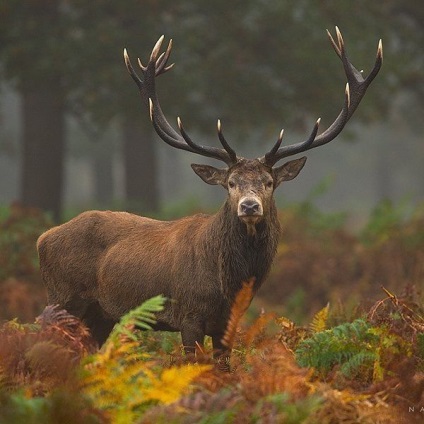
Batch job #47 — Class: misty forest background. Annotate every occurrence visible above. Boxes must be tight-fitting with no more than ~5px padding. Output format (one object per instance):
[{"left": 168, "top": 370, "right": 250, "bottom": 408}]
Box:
[
  {"left": 0, "top": 0, "right": 423, "bottom": 223},
  {"left": 1, "top": 2, "right": 424, "bottom": 423}
]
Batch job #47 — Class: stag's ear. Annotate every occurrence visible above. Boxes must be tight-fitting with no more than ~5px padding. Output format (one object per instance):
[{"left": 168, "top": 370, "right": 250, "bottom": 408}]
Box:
[
  {"left": 191, "top": 164, "right": 227, "bottom": 186},
  {"left": 273, "top": 156, "right": 307, "bottom": 187}
]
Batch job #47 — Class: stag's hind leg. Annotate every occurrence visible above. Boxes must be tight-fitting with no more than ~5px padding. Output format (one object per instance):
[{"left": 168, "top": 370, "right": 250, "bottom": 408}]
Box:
[
  {"left": 82, "top": 302, "right": 116, "bottom": 346},
  {"left": 59, "top": 297, "right": 116, "bottom": 346},
  {"left": 181, "top": 315, "right": 205, "bottom": 356}
]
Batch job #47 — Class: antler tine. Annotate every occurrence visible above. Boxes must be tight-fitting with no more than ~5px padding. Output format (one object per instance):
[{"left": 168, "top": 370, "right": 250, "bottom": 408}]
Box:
[
  {"left": 264, "top": 130, "right": 284, "bottom": 165},
  {"left": 335, "top": 26, "right": 344, "bottom": 50},
  {"left": 124, "top": 48, "right": 143, "bottom": 90},
  {"left": 177, "top": 117, "right": 237, "bottom": 165},
  {"left": 326, "top": 28, "right": 342, "bottom": 58},
  {"left": 125, "top": 36, "right": 238, "bottom": 166},
  {"left": 300, "top": 118, "right": 321, "bottom": 150},
  {"left": 150, "top": 35, "right": 165, "bottom": 62},
  {"left": 148, "top": 99, "right": 193, "bottom": 153},
  {"left": 156, "top": 39, "right": 174, "bottom": 75},
  {"left": 263, "top": 119, "right": 321, "bottom": 166},
  {"left": 137, "top": 57, "right": 147, "bottom": 71},
  {"left": 260, "top": 27, "right": 382, "bottom": 165},
  {"left": 366, "top": 39, "right": 383, "bottom": 85},
  {"left": 177, "top": 117, "right": 205, "bottom": 152}
]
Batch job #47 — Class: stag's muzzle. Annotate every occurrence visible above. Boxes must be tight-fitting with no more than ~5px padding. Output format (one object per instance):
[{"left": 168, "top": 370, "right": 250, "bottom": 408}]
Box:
[
  {"left": 238, "top": 197, "right": 263, "bottom": 236},
  {"left": 238, "top": 197, "right": 263, "bottom": 218}
]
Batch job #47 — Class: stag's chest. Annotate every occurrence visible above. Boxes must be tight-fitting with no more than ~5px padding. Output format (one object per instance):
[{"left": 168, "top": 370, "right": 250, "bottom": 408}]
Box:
[{"left": 220, "top": 234, "right": 276, "bottom": 286}]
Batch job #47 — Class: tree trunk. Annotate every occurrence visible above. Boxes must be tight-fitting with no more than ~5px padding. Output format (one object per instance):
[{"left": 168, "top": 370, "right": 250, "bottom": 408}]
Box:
[
  {"left": 122, "top": 116, "right": 159, "bottom": 213},
  {"left": 20, "top": 80, "right": 65, "bottom": 221}
]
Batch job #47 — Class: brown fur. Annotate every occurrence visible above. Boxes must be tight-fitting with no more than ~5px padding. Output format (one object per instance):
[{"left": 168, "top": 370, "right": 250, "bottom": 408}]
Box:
[{"left": 37, "top": 158, "right": 305, "bottom": 355}]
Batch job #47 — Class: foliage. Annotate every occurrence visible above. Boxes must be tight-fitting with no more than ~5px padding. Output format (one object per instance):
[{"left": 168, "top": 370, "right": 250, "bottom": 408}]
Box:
[
  {"left": 0, "top": 305, "right": 96, "bottom": 396},
  {"left": 0, "top": 203, "right": 51, "bottom": 321},
  {"left": 294, "top": 285, "right": 424, "bottom": 388},
  {"left": 309, "top": 303, "right": 330, "bottom": 333},
  {"left": 0, "top": 203, "right": 52, "bottom": 282},
  {"left": 81, "top": 295, "right": 210, "bottom": 423},
  {"left": 295, "top": 318, "right": 406, "bottom": 382},
  {"left": 264, "top": 200, "right": 424, "bottom": 322},
  {"left": 139, "top": 287, "right": 424, "bottom": 423},
  {"left": 0, "top": 201, "right": 424, "bottom": 422},
  {"left": 221, "top": 279, "right": 254, "bottom": 350},
  {"left": 0, "top": 286, "right": 423, "bottom": 423},
  {"left": 361, "top": 199, "right": 420, "bottom": 245},
  {"left": 108, "top": 294, "right": 167, "bottom": 342},
  {"left": 0, "top": 390, "right": 106, "bottom": 424}
]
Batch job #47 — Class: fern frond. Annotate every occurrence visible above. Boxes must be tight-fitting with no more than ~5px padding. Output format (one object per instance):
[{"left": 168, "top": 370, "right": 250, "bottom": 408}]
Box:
[
  {"left": 81, "top": 296, "right": 171, "bottom": 422},
  {"left": 36, "top": 305, "right": 97, "bottom": 355},
  {"left": 296, "top": 319, "right": 374, "bottom": 376},
  {"left": 109, "top": 295, "right": 166, "bottom": 342},
  {"left": 81, "top": 341, "right": 153, "bottom": 422},
  {"left": 37, "top": 305, "right": 79, "bottom": 329},
  {"left": 221, "top": 279, "right": 254, "bottom": 349},
  {"left": 141, "top": 364, "right": 211, "bottom": 405},
  {"left": 310, "top": 303, "right": 330, "bottom": 333},
  {"left": 340, "top": 351, "right": 377, "bottom": 379}
]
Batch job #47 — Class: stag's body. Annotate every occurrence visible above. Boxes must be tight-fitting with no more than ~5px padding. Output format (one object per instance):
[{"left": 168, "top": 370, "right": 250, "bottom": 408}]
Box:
[
  {"left": 38, "top": 28, "right": 382, "bottom": 358},
  {"left": 38, "top": 160, "right": 281, "bottom": 350}
]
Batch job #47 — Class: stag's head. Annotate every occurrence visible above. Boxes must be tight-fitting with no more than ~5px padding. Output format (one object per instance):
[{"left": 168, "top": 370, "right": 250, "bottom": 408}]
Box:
[
  {"left": 191, "top": 155, "right": 306, "bottom": 233},
  {"left": 124, "top": 28, "right": 382, "bottom": 234}
]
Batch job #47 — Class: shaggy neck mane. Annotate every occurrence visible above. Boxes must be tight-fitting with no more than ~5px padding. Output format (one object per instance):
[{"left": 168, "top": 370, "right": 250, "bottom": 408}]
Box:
[{"left": 204, "top": 199, "right": 281, "bottom": 300}]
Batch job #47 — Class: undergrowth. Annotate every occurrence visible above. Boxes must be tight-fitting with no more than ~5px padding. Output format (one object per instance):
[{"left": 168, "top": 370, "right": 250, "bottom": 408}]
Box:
[
  {"left": 0, "top": 201, "right": 423, "bottom": 422},
  {"left": 264, "top": 200, "right": 424, "bottom": 322},
  {"left": 0, "top": 285, "right": 423, "bottom": 423}
]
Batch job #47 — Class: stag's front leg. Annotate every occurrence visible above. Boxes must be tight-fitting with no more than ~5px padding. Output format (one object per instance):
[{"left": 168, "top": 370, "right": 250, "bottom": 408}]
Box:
[{"left": 180, "top": 315, "right": 205, "bottom": 357}]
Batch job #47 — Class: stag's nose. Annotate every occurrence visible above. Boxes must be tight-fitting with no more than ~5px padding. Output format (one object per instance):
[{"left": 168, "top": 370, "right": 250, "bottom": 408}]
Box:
[{"left": 239, "top": 199, "right": 261, "bottom": 216}]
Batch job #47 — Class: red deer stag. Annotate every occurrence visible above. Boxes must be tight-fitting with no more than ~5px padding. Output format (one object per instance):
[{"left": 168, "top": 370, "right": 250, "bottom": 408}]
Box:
[{"left": 37, "top": 28, "right": 382, "bottom": 359}]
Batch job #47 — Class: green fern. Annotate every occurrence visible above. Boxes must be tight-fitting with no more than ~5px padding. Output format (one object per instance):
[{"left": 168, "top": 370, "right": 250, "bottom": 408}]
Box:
[
  {"left": 0, "top": 389, "right": 104, "bottom": 424},
  {"left": 417, "top": 333, "right": 424, "bottom": 371},
  {"left": 295, "top": 319, "right": 378, "bottom": 379},
  {"left": 109, "top": 294, "right": 166, "bottom": 342},
  {"left": 416, "top": 333, "right": 424, "bottom": 357},
  {"left": 254, "top": 393, "right": 322, "bottom": 424},
  {"left": 339, "top": 351, "right": 377, "bottom": 379},
  {"left": 295, "top": 318, "right": 409, "bottom": 382}
]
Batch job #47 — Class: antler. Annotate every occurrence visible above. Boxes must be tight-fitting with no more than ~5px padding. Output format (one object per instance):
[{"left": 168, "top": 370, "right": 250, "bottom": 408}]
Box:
[
  {"left": 124, "top": 36, "right": 238, "bottom": 166},
  {"left": 261, "top": 27, "right": 383, "bottom": 167}
]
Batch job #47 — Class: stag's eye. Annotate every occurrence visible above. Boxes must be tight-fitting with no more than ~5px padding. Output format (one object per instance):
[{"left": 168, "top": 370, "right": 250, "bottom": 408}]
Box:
[
  {"left": 266, "top": 180, "right": 273, "bottom": 189},
  {"left": 228, "top": 181, "right": 236, "bottom": 189}
]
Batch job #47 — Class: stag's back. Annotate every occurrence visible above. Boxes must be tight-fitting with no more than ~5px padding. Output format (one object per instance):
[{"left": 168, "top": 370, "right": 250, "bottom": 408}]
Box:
[{"left": 37, "top": 210, "right": 215, "bottom": 317}]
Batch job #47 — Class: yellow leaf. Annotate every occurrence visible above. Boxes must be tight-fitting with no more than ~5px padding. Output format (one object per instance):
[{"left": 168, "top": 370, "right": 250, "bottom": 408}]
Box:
[
  {"left": 310, "top": 303, "right": 330, "bottom": 333},
  {"left": 142, "top": 364, "right": 211, "bottom": 404}
]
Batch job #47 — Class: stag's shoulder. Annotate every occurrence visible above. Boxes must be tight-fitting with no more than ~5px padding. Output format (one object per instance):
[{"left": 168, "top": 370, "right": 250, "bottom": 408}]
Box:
[{"left": 168, "top": 213, "right": 212, "bottom": 229}]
